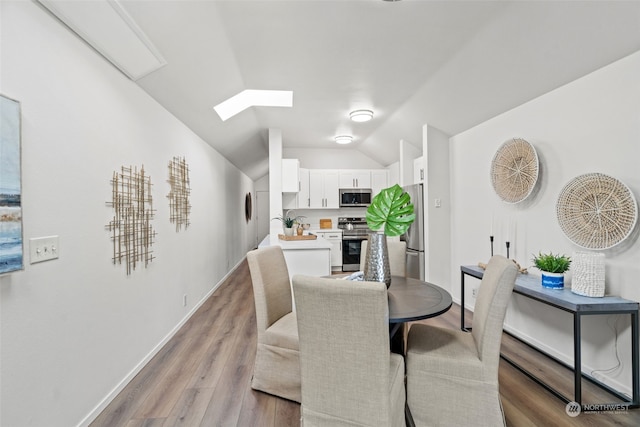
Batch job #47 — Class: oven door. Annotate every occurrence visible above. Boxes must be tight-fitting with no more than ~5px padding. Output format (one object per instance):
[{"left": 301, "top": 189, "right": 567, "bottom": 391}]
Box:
[{"left": 342, "top": 236, "right": 365, "bottom": 272}]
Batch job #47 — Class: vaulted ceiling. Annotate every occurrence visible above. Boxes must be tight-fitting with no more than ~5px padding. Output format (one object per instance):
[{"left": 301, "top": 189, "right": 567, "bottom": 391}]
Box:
[{"left": 42, "top": 1, "right": 640, "bottom": 180}]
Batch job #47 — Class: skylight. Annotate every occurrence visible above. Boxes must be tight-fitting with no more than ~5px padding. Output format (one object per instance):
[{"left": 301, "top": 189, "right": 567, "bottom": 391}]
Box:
[{"left": 213, "top": 90, "right": 293, "bottom": 121}]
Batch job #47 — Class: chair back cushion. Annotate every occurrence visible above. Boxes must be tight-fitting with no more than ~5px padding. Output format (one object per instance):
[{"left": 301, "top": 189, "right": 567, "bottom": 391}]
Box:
[
  {"left": 360, "top": 239, "right": 407, "bottom": 277},
  {"left": 293, "top": 275, "right": 393, "bottom": 424},
  {"left": 247, "top": 246, "right": 292, "bottom": 335},
  {"left": 471, "top": 255, "right": 517, "bottom": 371}
]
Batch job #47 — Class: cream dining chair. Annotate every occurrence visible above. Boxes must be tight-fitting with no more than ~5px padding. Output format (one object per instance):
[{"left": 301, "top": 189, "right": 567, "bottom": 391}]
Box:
[
  {"left": 246, "top": 246, "right": 301, "bottom": 402},
  {"left": 360, "top": 239, "right": 407, "bottom": 277},
  {"left": 292, "top": 275, "right": 406, "bottom": 426},
  {"left": 405, "top": 255, "right": 517, "bottom": 426}
]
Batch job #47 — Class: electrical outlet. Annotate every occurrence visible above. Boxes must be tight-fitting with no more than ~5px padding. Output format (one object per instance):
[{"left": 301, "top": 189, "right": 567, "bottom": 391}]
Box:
[
  {"left": 472, "top": 288, "right": 478, "bottom": 298},
  {"left": 29, "top": 236, "right": 60, "bottom": 264}
]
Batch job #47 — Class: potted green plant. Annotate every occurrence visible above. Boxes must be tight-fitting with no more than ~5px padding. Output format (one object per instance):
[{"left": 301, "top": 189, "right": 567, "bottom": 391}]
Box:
[
  {"left": 532, "top": 251, "right": 571, "bottom": 289},
  {"left": 363, "top": 184, "right": 415, "bottom": 286},
  {"left": 273, "top": 210, "right": 306, "bottom": 236}
]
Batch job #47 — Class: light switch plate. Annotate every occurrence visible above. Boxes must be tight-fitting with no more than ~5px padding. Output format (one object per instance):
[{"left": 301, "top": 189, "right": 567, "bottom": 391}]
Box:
[{"left": 29, "top": 236, "right": 60, "bottom": 264}]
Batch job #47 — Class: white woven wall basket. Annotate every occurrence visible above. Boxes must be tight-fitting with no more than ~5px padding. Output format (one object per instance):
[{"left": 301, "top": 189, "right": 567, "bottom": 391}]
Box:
[
  {"left": 556, "top": 173, "right": 638, "bottom": 250},
  {"left": 490, "top": 138, "right": 539, "bottom": 204},
  {"left": 571, "top": 252, "right": 605, "bottom": 297}
]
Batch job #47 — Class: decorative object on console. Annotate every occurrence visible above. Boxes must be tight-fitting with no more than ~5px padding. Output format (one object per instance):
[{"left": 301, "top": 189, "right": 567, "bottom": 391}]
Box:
[
  {"left": 0, "top": 94, "right": 23, "bottom": 274},
  {"left": 490, "top": 138, "right": 539, "bottom": 204},
  {"left": 106, "top": 165, "right": 157, "bottom": 275},
  {"left": 556, "top": 173, "right": 637, "bottom": 250},
  {"left": 571, "top": 251, "right": 605, "bottom": 297},
  {"left": 532, "top": 251, "right": 571, "bottom": 289},
  {"left": 364, "top": 184, "right": 415, "bottom": 287},
  {"left": 478, "top": 259, "right": 528, "bottom": 275},
  {"left": 489, "top": 235, "right": 494, "bottom": 257},
  {"left": 166, "top": 156, "right": 191, "bottom": 231}
]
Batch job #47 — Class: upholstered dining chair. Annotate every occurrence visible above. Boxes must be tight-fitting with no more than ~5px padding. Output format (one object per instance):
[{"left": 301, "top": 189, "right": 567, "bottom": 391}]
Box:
[
  {"left": 246, "top": 246, "right": 301, "bottom": 402},
  {"left": 360, "top": 239, "right": 407, "bottom": 277},
  {"left": 405, "top": 255, "right": 517, "bottom": 426},
  {"left": 292, "top": 275, "right": 406, "bottom": 427}
]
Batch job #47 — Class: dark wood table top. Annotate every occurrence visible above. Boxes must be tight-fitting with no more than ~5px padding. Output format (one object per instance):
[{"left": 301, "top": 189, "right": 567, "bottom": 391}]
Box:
[{"left": 387, "top": 275, "right": 453, "bottom": 323}]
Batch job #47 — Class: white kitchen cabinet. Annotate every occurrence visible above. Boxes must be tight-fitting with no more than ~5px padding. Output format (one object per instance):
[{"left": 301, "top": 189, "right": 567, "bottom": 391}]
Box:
[
  {"left": 309, "top": 170, "right": 339, "bottom": 208},
  {"left": 298, "top": 168, "right": 310, "bottom": 208},
  {"left": 314, "top": 231, "right": 343, "bottom": 269},
  {"left": 371, "top": 169, "right": 388, "bottom": 197},
  {"left": 413, "top": 156, "right": 424, "bottom": 184},
  {"left": 283, "top": 166, "right": 309, "bottom": 209},
  {"left": 339, "top": 170, "right": 371, "bottom": 189},
  {"left": 282, "top": 159, "right": 300, "bottom": 192}
]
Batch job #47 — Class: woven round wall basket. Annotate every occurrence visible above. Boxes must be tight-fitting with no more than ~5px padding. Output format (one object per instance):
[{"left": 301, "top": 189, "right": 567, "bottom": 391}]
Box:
[
  {"left": 490, "top": 138, "right": 539, "bottom": 204},
  {"left": 556, "top": 173, "right": 638, "bottom": 250}
]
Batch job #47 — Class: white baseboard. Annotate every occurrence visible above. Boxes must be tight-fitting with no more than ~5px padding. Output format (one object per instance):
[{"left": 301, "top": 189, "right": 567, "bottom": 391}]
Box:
[{"left": 76, "top": 259, "right": 244, "bottom": 427}]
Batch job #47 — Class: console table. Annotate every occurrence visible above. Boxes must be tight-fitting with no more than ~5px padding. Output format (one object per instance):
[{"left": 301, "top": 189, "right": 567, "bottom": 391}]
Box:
[{"left": 461, "top": 264, "right": 639, "bottom": 407}]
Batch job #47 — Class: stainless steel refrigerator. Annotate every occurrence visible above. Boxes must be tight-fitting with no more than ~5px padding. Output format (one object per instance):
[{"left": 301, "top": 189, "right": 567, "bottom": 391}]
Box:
[{"left": 402, "top": 183, "right": 424, "bottom": 280}]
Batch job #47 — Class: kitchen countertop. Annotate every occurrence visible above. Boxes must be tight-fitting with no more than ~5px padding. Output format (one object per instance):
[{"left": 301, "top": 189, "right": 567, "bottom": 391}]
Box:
[
  {"left": 309, "top": 228, "right": 343, "bottom": 234},
  {"left": 259, "top": 234, "right": 333, "bottom": 250}
]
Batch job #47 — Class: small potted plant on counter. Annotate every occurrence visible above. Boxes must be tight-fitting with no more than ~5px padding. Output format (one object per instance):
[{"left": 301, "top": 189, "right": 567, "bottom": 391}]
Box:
[
  {"left": 532, "top": 251, "right": 571, "bottom": 289},
  {"left": 273, "top": 210, "right": 306, "bottom": 236}
]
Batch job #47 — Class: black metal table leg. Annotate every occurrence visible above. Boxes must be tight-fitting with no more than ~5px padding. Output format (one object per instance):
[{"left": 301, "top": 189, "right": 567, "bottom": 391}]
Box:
[{"left": 574, "top": 313, "right": 582, "bottom": 404}]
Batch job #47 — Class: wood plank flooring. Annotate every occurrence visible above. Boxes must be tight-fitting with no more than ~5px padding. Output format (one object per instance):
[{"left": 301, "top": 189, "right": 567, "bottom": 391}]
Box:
[{"left": 91, "top": 260, "right": 639, "bottom": 426}]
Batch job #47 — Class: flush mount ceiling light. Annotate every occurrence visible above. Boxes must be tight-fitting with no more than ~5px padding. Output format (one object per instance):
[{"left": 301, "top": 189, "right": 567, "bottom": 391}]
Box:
[
  {"left": 349, "top": 109, "right": 374, "bottom": 122},
  {"left": 213, "top": 90, "right": 293, "bottom": 121},
  {"left": 37, "top": 0, "right": 167, "bottom": 81},
  {"left": 335, "top": 135, "right": 353, "bottom": 145}
]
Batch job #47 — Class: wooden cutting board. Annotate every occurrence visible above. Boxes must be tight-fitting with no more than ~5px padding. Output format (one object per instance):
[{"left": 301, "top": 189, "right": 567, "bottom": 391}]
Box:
[
  {"left": 278, "top": 234, "right": 318, "bottom": 241},
  {"left": 319, "top": 219, "right": 332, "bottom": 229}
]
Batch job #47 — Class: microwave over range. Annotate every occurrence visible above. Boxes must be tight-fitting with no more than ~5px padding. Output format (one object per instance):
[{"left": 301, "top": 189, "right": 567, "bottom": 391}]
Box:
[{"left": 339, "top": 188, "right": 372, "bottom": 207}]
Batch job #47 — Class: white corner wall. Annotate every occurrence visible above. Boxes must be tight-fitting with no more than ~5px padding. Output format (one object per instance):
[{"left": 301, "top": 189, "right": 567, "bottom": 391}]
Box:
[
  {"left": 423, "top": 125, "right": 451, "bottom": 289},
  {"left": 0, "top": 2, "right": 256, "bottom": 426},
  {"left": 450, "top": 50, "right": 640, "bottom": 396}
]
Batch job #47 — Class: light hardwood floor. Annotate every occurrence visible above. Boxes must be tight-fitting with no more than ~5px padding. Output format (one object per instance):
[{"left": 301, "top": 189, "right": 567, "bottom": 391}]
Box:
[{"left": 90, "top": 260, "right": 639, "bottom": 426}]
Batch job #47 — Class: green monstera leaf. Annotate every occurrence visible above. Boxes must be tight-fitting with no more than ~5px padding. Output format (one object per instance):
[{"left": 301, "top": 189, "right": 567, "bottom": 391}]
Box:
[{"left": 366, "top": 184, "right": 416, "bottom": 236}]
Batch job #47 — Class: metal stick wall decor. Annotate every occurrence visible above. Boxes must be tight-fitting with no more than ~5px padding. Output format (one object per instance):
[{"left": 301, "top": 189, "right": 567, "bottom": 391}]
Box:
[
  {"left": 106, "top": 165, "right": 156, "bottom": 275},
  {"left": 166, "top": 156, "right": 191, "bottom": 231}
]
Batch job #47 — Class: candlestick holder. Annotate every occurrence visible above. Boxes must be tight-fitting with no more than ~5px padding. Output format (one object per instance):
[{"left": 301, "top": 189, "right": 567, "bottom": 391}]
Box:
[
  {"left": 490, "top": 235, "right": 494, "bottom": 257},
  {"left": 506, "top": 241, "right": 510, "bottom": 259}
]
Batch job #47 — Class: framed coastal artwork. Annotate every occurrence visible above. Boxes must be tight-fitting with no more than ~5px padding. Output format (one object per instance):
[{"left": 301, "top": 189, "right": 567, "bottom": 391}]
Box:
[{"left": 0, "top": 95, "right": 23, "bottom": 274}]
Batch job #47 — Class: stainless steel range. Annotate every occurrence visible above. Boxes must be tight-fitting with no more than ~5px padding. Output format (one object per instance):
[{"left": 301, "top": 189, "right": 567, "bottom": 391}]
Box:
[{"left": 338, "top": 217, "right": 371, "bottom": 272}]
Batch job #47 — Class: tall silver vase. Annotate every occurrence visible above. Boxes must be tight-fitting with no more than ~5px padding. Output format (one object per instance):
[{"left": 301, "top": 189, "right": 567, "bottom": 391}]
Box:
[{"left": 363, "top": 231, "right": 391, "bottom": 288}]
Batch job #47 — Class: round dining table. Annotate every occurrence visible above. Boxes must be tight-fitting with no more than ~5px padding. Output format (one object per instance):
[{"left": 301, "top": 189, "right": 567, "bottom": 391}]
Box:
[
  {"left": 385, "top": 275, "right": 453, "bottom": 354},
  {"left": 387, "top": 275, "right": 452, "bottom": 323}
]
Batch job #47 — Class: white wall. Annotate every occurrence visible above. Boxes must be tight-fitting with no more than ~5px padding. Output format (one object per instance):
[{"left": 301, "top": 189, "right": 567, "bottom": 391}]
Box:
[
  {"left": 423, "top": 125, "right": 451, "bottom": 289},
  {"left": 450, "top": 50, "right": 640, "bottom": 396},
  {"left": 0, "top": 2, "right": 256, "bottom": 426},
  {"left": 283, "top": 147, "right": 384, "bottom": 169}
]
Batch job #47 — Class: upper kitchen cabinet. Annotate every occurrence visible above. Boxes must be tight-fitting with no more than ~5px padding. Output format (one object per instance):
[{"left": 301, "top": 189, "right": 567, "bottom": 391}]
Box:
[
  {"left": 338, "top": 170, "right": 371, "bottom": 189},
  {"left": 371, "top": 169, "right": 389, "bottom": 197},
  {"left": 309, "top": 170, "right": 339, "bottom": 208},
  {"left": 298, "top": 168, "right": 310, "bottom": 208},
  {"left": 283, "top": 167, "right": 310, "bottom": 209},
  {"left": 282, "top": 159, "right": 300, "bottom": 192}
]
